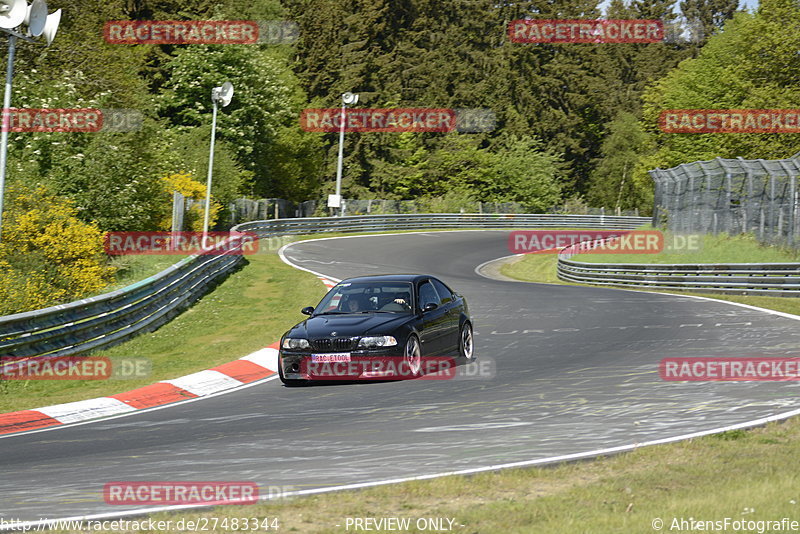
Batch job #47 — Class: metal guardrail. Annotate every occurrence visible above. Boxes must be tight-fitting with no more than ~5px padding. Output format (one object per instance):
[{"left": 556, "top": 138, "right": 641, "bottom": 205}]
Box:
[
  {"left": 0, "top": 249, "right": 244, "bottom": 360},
  {"left": 233, "top": 213, "right": 649, "bottom": 237},
  {"left": 557, "top": 237, "right": 800, "bottom": 296},
  {"left": 0, "top": 213, "right": 649, "bottom": 359}
]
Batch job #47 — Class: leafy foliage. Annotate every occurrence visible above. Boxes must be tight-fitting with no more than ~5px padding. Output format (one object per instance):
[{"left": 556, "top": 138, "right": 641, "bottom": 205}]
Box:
[
  {"left": 157, "top": 126, "right": 253, "bottom": 223},
  {"left": 641, "top": 0, "right": 800, "bottom": 170},
  {"left": 284, "top": 0, "right": 701, "bottom": 201},
  {"left": 0, "top": 185, "right": 114, "bottom": 314},
  {"left": 156, "top": 43, "right": 321, "bottom": 199},
  {"left": 159, "top": 172, "right": 220, "bottom": 231},
  {"left": 588, "top": 112, "right": 649, "bottom": 210}
]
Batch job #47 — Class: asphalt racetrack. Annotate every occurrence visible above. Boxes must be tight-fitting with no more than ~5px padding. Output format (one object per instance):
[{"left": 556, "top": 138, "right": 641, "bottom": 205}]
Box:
[{"left": 2, "top": 230, "right": 800, "bottom": 521}]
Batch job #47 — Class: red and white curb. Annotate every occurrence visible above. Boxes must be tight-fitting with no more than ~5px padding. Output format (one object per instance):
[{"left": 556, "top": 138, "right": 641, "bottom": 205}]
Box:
[
  {"left": 0, "top": 343, "right": 281, "bottom": 436},
  {"left": 320, "top": 277, "right": 337, "bottom": 288},
  {"left": 0, "top": 269, "right": 338, "bottom": 437}
]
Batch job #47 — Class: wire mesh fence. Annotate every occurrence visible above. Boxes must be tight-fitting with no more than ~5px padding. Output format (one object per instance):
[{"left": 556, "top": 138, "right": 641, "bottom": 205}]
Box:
[
  {"left": 228, "top": 198, "right": 295, "bottom": 224},
  {"left": 650, "top": 153, "right": 800, "bottom": 248}
]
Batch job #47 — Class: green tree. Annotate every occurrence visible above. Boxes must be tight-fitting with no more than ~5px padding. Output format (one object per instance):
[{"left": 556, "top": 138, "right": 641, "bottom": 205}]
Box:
[
  {"left": 489, "top": 135, "right": 564, "bottom": 210},
  {"left": 368, "top": 132, "right": 428, "bottom": 198},
  {"left": 47, "top": 125, "right": 168, "bottom": 231},
  {"left": 377, "top": 134, "right": 564, "bottom": 210},
  {"left": 679, "top": 0, "right": 741, "bottom": 43},
  {"left": 5, "top": 69, "right": 168, "bottom": 231},
  {"left": 286, "top": 0, "right": 695, "bottom": 200},
  {"left": 588, "top": 111, "right": 648, "bottom": 210},
  {"left": 156, "top": 127, "right": 253, "bottom": 228},
  {"left": 641, "top": 0, "right": 800, "bottom": 169},
  {"left": 156, "top": 43, "right": 321, "bottom": 199},
  {"left": 421, "top": 135, "right": 494, "bottom": 199}
]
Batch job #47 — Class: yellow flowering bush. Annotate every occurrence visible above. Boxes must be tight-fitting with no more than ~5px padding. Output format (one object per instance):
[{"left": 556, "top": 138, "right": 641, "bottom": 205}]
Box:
[
  {"left": 0, "top": 185, "right": 115, "bottom": 315},
  {"left": 160, "top": 171, "right": 221, "bottom": 232}
]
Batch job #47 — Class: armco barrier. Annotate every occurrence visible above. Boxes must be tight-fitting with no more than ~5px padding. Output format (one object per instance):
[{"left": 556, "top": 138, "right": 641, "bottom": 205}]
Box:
[
  {"left": 557, "top": 237, "right": 800, "bottom": 296},
  {"left": 0, "top": 213, "right": 649, "bottom": 359},
  {"left": 0, "top": 245, "right": 244, "bottom": 360},
  {"left": 232, "top": 213, "right": 647, "bottom": 237}
]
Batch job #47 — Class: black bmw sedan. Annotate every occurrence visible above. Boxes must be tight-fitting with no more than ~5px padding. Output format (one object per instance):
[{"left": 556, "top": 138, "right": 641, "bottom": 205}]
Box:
[{"left": 278, "top": 274, "right": 474, "bottom": 385}]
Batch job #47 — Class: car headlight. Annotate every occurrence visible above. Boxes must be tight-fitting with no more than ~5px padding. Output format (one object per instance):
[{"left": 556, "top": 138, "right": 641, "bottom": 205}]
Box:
[
  {"left": 358, "top": 336, "right": 398, "bottom": 349},
  {"left": 282, "top": 338, "right": 310, "bottom": 350}
]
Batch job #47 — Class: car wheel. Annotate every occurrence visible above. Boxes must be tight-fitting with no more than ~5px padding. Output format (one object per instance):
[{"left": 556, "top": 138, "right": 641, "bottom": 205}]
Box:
[
  {"left": 278, "top": 357, "right": 306, "bottom": 387},
  {"left": 404, "top": 335, "right": 422, "bottom": 377},
  {"left": 459, "top": 322, "right": 475, "bottom": 360}
]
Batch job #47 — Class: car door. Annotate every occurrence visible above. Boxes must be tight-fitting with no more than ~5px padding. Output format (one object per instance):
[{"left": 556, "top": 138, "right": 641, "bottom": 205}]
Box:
[
  {"left": 431, "top": 278, "right": 460, "bottom": 353},
  {"left": 416, "top": 280, "right": 448, "bottom": 355}
]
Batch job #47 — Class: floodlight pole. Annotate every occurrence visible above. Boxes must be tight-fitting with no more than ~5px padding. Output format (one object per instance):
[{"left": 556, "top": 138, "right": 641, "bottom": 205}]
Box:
[
  {"left": 0, "top": 1, "right": 62, "bottom": 244},
  {"left": 334, "top": 92, "right": 357, "bottom": 216},
  {"left": 0, "top": 34, "right": 16, "bottom": 243},
  {"left": 334, "top": 100, "right": 346, "bottom": 217},
  {"left": 202, "top": 88, "right": 219, "bottom": 248}
]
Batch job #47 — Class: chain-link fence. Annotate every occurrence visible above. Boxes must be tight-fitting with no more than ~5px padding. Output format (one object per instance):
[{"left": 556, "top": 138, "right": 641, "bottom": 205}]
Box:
[
  {"left": 228, "top": 198, "right": 296, "bottom": 225},
  {"left": 650, "top": 153, "right": 800, "bottom": 247}
]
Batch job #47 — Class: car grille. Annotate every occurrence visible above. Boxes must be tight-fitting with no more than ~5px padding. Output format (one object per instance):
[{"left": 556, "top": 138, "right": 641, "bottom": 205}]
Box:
[{"left": 310, "top": 337, "right": 358, "bottom": 352}]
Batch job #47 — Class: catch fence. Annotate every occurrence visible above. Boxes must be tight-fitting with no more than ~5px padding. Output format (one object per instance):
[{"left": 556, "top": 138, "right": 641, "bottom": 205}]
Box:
[{"left": 650, "top": 153, "right": 800, "bottom": 247}]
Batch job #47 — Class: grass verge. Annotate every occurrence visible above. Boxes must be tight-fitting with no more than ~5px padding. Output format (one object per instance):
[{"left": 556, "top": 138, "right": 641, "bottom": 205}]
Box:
[
  {"left": 502, "top": 231, "right": 800, "bottom": 317},
  {"left": 94, "top": 254, "right": 191, "bottom": 295},
  {"left": 573, "top": 231, "right": 800, "bottom": 264}
]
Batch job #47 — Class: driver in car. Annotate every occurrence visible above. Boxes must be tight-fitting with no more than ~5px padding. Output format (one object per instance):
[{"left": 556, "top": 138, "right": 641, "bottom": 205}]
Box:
[
  {"left": 345, "top": 294, "right": 378, "bottom": 312},
  {"left": 343, "top": 294, "right": 363, "bottom": 312}
]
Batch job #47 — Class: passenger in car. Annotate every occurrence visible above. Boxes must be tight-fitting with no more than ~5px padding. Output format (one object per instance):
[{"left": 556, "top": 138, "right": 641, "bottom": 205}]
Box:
[{"left": 343, "top": 294, "right": 369, "bottom": 312}]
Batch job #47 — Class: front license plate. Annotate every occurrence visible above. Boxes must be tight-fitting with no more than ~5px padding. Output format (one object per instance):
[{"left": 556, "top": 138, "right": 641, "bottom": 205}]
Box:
[{"left": 311, "top": 353, "right": 351, "bottom": 363}]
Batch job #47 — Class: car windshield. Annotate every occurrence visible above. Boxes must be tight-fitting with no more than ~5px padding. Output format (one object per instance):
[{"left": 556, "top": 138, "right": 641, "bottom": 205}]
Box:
[{"left": 313, "top": 281, "right": 414, "bottom": 315}]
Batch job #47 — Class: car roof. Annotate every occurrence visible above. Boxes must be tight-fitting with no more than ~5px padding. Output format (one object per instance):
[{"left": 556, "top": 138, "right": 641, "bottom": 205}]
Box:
[{"left": 337, "top": 274, "right": 435, "bottom": 284}]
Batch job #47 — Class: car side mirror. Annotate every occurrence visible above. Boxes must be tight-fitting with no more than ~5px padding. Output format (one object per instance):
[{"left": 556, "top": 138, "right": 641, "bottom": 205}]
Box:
[
  {"left": 301, "top": 306, "right": 314, "bottom": 316},
  {"left": 422, "top": 302, "right": 438, "bottom": 313}
]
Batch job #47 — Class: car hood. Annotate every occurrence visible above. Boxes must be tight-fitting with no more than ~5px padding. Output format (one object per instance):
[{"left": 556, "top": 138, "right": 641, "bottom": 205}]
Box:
[{"left": 289, "top": 313, "right": 411, "bottom": 338}]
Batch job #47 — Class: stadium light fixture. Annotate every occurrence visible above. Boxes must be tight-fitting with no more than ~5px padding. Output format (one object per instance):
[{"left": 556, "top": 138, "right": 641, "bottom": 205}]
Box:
[
  {"left": 0, "top": 0, "right": 61, "bottom": 243},
  {"left": 202, "top": 81, "right": 234, "bottom": 247},
  {"left": 333, "top": 91, "right": 358, "bottom": 216}
]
